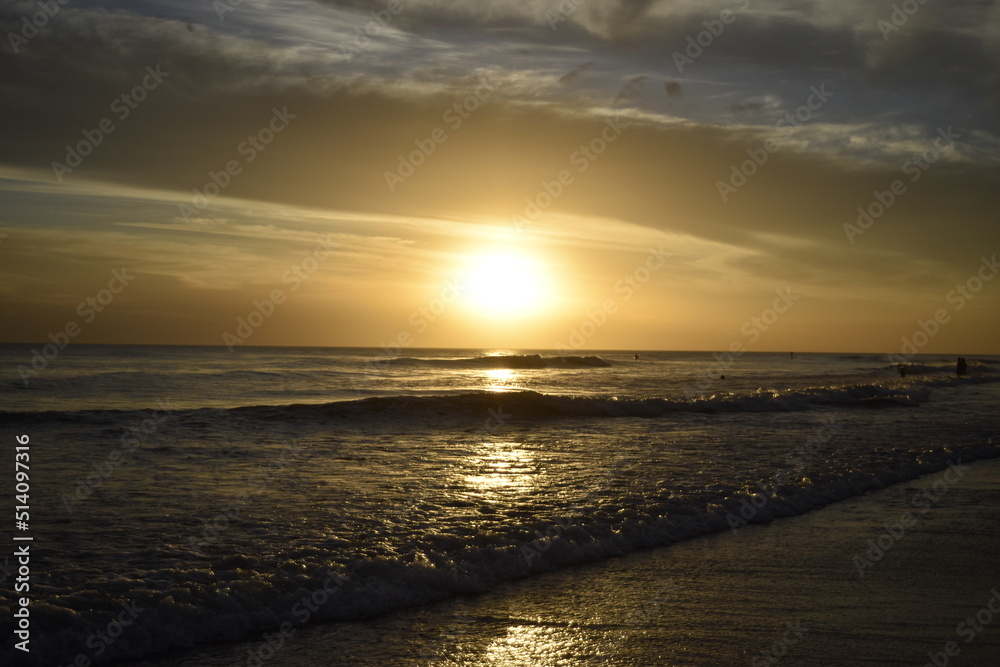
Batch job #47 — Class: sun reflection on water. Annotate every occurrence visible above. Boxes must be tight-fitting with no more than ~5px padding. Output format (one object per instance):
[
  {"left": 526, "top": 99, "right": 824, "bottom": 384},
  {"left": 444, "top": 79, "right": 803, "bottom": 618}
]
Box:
[
  {"left": 461, "top": 440, "right": 537, "bottom": 496},
  {"left": 482, "top": 367, "right": 520, "bottom": 392},
  {"left": 480, "top": 624, "right": 583, "bottom": 664}
]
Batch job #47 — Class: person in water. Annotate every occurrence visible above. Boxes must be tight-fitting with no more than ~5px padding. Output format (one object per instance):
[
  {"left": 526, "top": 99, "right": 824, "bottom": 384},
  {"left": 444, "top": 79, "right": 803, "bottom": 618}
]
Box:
[
  {"left": 957, "top": 357, "right": 968, "bottom": 376},
  {"left": 898, "top": 364, "right": 907, "bottom": 378}
]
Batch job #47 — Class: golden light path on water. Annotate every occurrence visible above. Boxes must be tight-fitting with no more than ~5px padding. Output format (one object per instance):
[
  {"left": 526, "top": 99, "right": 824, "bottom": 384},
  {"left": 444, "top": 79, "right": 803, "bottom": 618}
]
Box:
[
  {"left": 448, "top": 364, "right": 609, "bottom": 663},
  {"left": 482, "top": 367, "right": 520, "bottom": 392},
  {"left": 461, "top": 440, "right": 537, "bottom": 495},
  {"left": 480, "top": 624, "right": 586, "bottom": 664},
  {"left": 464, "top": 367, "right": 537, "bottom": 492}
]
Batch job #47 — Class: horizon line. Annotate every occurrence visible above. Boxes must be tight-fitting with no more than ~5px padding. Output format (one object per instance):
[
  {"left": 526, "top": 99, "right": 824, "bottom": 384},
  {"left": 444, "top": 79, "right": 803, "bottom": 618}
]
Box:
[{"left": 0, "top": 342, "right": 997, "bottom": 357}]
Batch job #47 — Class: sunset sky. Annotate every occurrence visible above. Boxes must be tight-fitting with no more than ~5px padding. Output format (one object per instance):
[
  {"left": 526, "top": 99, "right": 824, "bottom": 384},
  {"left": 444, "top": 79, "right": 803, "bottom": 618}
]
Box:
[{"left": 1, "top": 0, "right": 998, "bottom": 353}]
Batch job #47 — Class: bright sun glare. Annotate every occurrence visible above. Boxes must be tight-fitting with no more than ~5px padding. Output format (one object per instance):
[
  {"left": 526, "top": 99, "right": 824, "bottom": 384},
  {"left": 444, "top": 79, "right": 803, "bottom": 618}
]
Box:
[{"left": 460, "top": 251, "right": 552, "bottom": 319}]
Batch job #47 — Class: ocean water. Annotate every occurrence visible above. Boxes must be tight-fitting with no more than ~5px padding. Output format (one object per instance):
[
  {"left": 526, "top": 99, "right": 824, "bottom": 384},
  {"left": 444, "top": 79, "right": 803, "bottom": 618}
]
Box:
[{"left": 1, "top": 345, "right": 998, "bottom": 666}]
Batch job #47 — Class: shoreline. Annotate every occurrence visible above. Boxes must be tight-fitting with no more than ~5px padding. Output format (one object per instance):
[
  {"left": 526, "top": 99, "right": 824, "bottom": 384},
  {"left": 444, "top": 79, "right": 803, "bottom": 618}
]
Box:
[{"left": 131, "top": 457, "right": 1000, "bottom": 666}]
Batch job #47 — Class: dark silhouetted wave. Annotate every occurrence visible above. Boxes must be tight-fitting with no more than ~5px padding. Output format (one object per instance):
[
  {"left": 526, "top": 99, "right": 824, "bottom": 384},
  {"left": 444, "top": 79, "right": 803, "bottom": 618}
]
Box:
[{"left": 386, "top": 354, "right": 612, "bottom": 369}]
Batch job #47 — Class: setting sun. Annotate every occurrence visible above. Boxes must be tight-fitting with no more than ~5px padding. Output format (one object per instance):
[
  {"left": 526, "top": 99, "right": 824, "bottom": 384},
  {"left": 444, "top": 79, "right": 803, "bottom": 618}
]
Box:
[
  {"left": 459, "top": 250, "right": 553, "bottom": 319},
  {"left": 5, "top": 2, "right": 1000, "bottom": 665}
]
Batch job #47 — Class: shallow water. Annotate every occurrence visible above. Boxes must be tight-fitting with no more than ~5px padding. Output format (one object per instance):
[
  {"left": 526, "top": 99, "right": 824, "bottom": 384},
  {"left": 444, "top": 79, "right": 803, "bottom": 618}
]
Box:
[{"left": 1, "top": 345, "right": 997, "bottom": 665}]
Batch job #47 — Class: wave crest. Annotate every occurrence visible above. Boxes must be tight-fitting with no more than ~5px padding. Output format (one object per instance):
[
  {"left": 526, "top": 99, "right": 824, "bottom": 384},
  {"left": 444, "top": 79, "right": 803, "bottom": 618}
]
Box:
[{"left": 386, "top": 354, "right": 612, "bottom": 369}]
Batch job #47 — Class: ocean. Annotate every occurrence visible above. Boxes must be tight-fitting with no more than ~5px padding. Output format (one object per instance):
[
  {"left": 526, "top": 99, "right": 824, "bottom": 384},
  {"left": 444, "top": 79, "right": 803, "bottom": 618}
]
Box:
[{"left": 1, "top": 345, "right": 998, "bottom": 666}]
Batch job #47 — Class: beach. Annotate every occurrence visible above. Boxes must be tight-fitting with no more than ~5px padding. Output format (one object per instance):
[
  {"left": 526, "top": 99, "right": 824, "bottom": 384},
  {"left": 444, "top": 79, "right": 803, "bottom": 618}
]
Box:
[
  {"left": 6, "top": 2, "right": 1000, "bottom": 663},
  {"left": 128, "top": 458, "right": 1000, "bottom": 666},
  {"left": 1, "top": 345, "right": 998, "bottom": 666}
]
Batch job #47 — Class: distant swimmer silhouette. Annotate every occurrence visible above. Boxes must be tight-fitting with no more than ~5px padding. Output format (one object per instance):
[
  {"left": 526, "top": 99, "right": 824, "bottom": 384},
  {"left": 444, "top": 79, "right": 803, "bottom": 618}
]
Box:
[
  {"left": 957, "top": 357, "right": 968, "bottom": 376},
  {"left": 790, "top": 351, "right": 794, "bottom": 359},
  {"left": 898, "top": 364, "right": 907, "bottom": 378},
  {"left": 634, "top": 353, "right": 639, "bottom": 360}
]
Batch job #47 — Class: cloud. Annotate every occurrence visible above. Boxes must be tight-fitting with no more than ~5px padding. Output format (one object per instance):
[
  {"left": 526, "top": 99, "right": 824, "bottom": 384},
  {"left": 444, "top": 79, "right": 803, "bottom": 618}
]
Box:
[
  {"left": 613, "top": 74, "right": 648, "bottom": 104},
  {"left": 559, "top": 60, "right": 595, "bottom": 85},
  {"left": 1, "top": 0, "right": 999, "bottom": 350},
  {"left": 4, "top": 0, "right": 999, "bottom": 164}
]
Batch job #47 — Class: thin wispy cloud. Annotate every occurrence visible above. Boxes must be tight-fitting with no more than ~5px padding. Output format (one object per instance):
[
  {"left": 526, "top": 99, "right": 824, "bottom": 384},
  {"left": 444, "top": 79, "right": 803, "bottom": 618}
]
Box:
[{"left": 1, "top": 0, "right": 997, "bottom": 350}]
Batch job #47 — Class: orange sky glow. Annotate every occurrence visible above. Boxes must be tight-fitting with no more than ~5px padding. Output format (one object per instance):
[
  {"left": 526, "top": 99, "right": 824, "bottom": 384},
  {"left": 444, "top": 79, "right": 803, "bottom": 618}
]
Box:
[{"left": 1, "top": 0, "right": 998, "bottom": 354}]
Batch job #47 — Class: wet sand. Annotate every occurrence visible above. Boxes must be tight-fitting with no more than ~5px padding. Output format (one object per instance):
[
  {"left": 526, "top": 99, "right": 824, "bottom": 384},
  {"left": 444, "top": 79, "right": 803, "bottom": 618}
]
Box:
[{"left": 135, "top": 458, "right": 1000, "bottom": 666}]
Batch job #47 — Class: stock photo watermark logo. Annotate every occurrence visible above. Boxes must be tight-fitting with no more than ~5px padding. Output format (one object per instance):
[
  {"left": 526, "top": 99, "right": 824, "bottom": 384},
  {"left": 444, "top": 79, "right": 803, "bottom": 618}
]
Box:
[
  {"left": 188, "top": 441, "right": 304, "bottom": 556},
  {"left": 62, "top": 399, "right": 173, "bottom": 513},
  {"left": 716, "top": 84, "right": 834, "bottom": 201},
  {"left": 851, "top": 460, "right": 968, "bottom": 577},
  {"left": 511, "top": 116, "right": 630, "bottom": 233},
  {"left": 238, "top": 571, "right": 349, "bottom": 667},
  {"left": 212, "top": 0, "right": 244, "bottom": 21},
  {"left": 878, "top": 0, "right": 931, "bottom": 40},
  {"left": 384, "top": 69, "right": 503, "bottom": 192},
  {"left": 45, "top": 598, "right": 146, "bottom": 663},
  {"left": 179, "top": 106, "right": 296, "bottom": 222},
  {"left": 887, "top": 254, "right": 997, "bottom": 364},
  {"left": 374, "top": 275, "right": 468, "bottom": 357},
  {"left": 726, "top": 416, "right": 841, "bottom": 533},
  {"left": 607, "top": 578, "right": 683, "bottom": 647},
  {"left": 519, "top": 515, "right": 573, "bottom": 565},
  {"left": 844, "top": 126, "right": 960, "bottom": 244},
  {"left": 338, "top": 0, "right": 406, "bottom": 56},
  {"left": 76, "top": 600, "right": 146, "bottom": 664},
  {"left": 6, "top": 0, "right": 71, "bottom": 54},
  {"left": 223, "top": 234, "right": 336, "bottom": 352},
  {"left": 402, "top": 408, "right": 511, "bottom": 658},
  {"left": 349, "top": 274, "right": 470, "bottom": 396},
  {"left": 750, "top": 620, "right": 809, "bottom": 667},
  {"left": 520, "top": 451, "right": 634, "bottom": 567},
  {"left": 50, "top": 65, "right": 169, "bottom": 182},
  {"left": 684, "top": 287, "right": 801, "bottom": 397},
  {"left": 11, "top": 548, "right": 30, "bottom": 652},
  {"left": 923, "top": 588, "right": 1000, "bottom": 667},
  {"left": 741, "top": 289, "right": 800, "bottom": 344},
  {"left": 555, "top": 245, "right": 670, "bottom": 351},
  {"left": 671, "top": 0, "right": 752, "bottom": 73},
  {"left": 17, "top": 268, "right": 135, "bottom": 385},
  {"left": 407, "top": 276, "right": 468, "bottom": 334},
  {"left": 547, "top": 0, "right": 586, "bottom": 30}
]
